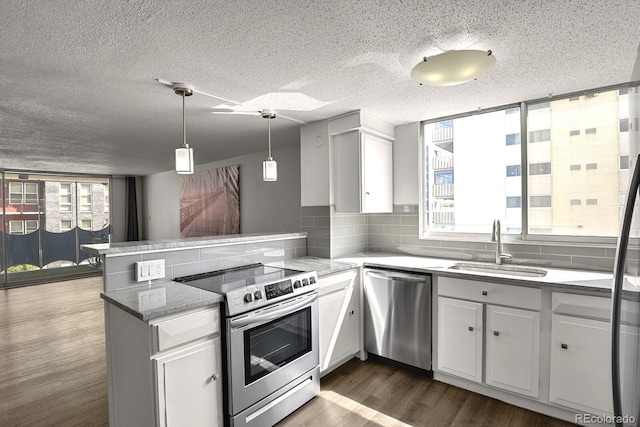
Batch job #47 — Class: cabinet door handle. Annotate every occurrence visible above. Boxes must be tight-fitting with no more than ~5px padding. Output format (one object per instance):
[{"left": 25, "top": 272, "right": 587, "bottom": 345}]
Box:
[
  {"left": 561, "top": 343, "right": 568, "bottom": 349},
  {"left": 210, "top": 373, "right": 219, "bottom": 382},
  {"left": 350, "top": 310, "right": 355, "bottom": 315},
  {"left": 468, "top": 326, "right": 474, "bottom": 331},
  {"left": 493, "top": 331, "right": 499, "bottom": 336},
  {"left": 482, "top": 291, "right": 488, "bottom": 296}
]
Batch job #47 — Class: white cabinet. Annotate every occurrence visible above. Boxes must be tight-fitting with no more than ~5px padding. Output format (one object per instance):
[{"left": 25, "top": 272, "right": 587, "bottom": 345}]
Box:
[
  {"left": 549, "top": 313, "right": 613, "bottom": 415},
  {"left": 105, "top": 303, "right": 223, "bottom": 427},
  {"left": 318, "top": 269, "right": 360, "bottom": 375},
  {"left": 154, "top": 338, "right": 223, "bottom": 427},
  {"left": 436, "top": 277, "right": 541, "bottom": 397},
  {"left": 437, "top": 297, "right": 483, "bottom": 383},
  {"left": 486, "top": 305, "right": 540, "bottom": 398},
  {"left": 332, "top": 130, "right": 393, "bottom": 213}
]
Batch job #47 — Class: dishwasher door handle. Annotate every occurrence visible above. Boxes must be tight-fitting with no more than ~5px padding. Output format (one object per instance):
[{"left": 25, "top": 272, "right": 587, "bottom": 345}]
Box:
[{"left": 364, "top": 270, "right": 427, "bottom": 283}]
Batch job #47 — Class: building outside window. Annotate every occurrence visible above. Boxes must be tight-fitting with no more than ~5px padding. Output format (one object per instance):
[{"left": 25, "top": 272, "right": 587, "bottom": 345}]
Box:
[
  {"left": 24, "top": 183, "right": 38, "bottom": 204},
  {"left": 60, "top": 219, "right": 72, "bottom": 231},
  {"left": 9, "top": 183, "right": 23, "bottom": 204},
  {"left": 81, "top": 219, "right": 92, "bottom": 230},
  {"left": 80, "top": 184, "right": 92, "bottom": 212},
  {"left": 9, "top": 221, "right": 24, "bottom": 234},
  {"left": 60, "top": 183, "right": 72, "bottom": 212}
]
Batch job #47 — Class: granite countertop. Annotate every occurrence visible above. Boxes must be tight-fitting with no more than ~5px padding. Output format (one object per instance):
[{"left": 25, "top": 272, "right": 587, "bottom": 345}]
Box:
[
  {"left": 101, "top": 281, "right": 223, "bottom": 321},
  {"left": 267, "top": 257, "right": 358, "bottom": 277},
  {"left": 82, "top": 232, "right": 307, "bottom": 256},
  {"left": 336, "top": 253, "right": 624, "bottom": 294}
]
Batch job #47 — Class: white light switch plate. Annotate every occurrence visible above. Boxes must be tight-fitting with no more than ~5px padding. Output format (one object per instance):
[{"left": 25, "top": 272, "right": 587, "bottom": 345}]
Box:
[{"left": 135, "top": 259, "right": 165, "bottom": 282}]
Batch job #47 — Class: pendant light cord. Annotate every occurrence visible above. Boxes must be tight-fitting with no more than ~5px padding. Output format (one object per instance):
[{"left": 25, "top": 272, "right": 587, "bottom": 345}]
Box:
[
  {"left": 182, "top": 91, "right": 187, "bottom": 147},
  {"left": 268, "top": 117, "right": 272, "bottom": 158}
]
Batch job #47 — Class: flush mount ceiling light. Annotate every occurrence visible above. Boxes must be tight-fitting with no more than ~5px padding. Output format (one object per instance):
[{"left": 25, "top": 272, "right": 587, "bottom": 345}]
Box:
[
  {"left": 262, "top": 110, "right": 277, "bottom": 182},
  {"left": 410, "top": 50, "right": 496, "bottom": 86},
  {"left": 173, "top": 84, "right": 195, "bottom": 175}
]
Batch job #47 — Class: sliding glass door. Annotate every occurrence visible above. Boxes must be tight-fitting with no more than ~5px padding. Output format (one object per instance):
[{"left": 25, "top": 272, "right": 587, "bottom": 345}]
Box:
[{"left": 0, "top": 172, "right": 111, "bottom": 287}]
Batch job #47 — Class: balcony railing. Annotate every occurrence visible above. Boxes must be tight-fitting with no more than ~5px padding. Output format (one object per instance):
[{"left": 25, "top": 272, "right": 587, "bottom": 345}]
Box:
[
  {"left": 432, "top": 184, "right": 454, "bottom": 197},
  {"left": 432, "top": 211, "right": 455, "bottom": 225},
  {"left": 432, "top": 126, "right": 453, "bottom": 143},
  {"left": 432, "top": 156, "right": 454, "bottom": 170}
]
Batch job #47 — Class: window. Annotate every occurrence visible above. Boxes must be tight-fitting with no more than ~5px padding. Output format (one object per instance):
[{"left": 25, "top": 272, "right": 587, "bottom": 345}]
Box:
[
  {"left": 24, "top": 183, "right": 38, "bottom": 204},
  {"left": 530, "top": 195, "right": 552, "bottom": 208},
  {"left": 25, "top": 220, "right": 38, "bottom": 233},
  {"left": 507, "top": 196, "right": 521, "bottom": 208},
  {"left": 620, "top": 156, "right": 630, "bottom": 170},
  {"left": 530, "top": 163, "right": 551, "bottom": 175},
  {"left": 619, "top": 88, "right": 629, "bottom": 95},
  {"left": 60, "top": 183, "right": 72, "bottom": 212},
  {"left": 529, "top": 129, "right": 551, "bottom": 143},
  {"left": 506, "top": 165, "right": 521, "bottom": 177},
  {"left": 9, "top": 221, "right": 24, "bottom": 234},
  {"left": 9, "top": 183, "right": 22, "bottom": 204},
  {"left": 103, "top": 184, "right": 109, "bottom": 213},
  {"left": 81, "top": 219, "right": 92, "bottom": 230},
  {"left": 505, "top": 133, "right": 521, "bottom": 146},
  {"left": 570, "top": 96, "right": 580, "bottom": 101},
  {"left": 60, "top": 220, "right": 72, "bottom": 231},
  {"left": 569, "top": 130, "right": 580, "bottom": 136},
  {"left": 80, "top": 184, "right": 92, "bottom": 212},
  {"left": 620, "top": 118, "right": 629, "bottom": 132},
  {"left": 422, "top": 107, "right": 522, "bottom": 233},
  {"left": 505, "top": 108, "right": 519, "bottom": 115},
  {"left": 420, "top": 84, "right": 637, "bottom": 240},
  {"left": 434, "top": 170, "right": 453, "bottom": 184}
]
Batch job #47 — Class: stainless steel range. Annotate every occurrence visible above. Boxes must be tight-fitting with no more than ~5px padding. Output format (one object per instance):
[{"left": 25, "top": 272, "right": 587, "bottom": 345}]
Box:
[{"left": 176, "top": 264, "right": 320, "bottom": 427}]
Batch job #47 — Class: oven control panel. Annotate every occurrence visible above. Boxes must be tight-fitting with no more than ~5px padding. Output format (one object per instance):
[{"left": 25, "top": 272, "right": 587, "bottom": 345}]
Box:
[
  {"left": 226, "top": 271, "right": 319, "bottom": 316},
  {"left": 264, "top": 280, "right": 294, "bottom": 300}
]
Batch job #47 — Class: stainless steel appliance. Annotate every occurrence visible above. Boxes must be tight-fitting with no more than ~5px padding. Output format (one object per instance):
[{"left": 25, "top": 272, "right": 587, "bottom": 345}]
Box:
[
  {"left": 611, "top": 151, "right": 640, "bottom": 427},
  {"left": 176, "top": 264, "right": 320, "bottom": 427},
  {"left": 363, "top": 268, "right": 432, "bottom": 371}
]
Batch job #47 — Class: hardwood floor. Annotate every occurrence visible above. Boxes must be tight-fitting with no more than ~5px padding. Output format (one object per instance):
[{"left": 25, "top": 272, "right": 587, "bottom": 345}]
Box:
[
  {"left": 278, "top": 358, "right": 576, "bottom": 427},
  {"left": 1, "top": 278, "right": 575, "bottom": 427},
  {"left": 0, "top": 277, "right": 108, "bottom": 426}
]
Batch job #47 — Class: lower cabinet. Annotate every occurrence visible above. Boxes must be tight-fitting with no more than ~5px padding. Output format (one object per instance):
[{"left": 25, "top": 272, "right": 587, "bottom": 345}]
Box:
[
  {"left": 437, "top": 297, "right": 483, "bottom": 382},
  {"left": 105, "top": 303, "right": 223, "bottom": 427},
  {"left": 436, "top": 277, "right": 541, "bottom": 398},
  {"left": 154, "top": 338, "right": 223, "bottom": 427},
  {"left": 549, "top": 313, "right": 613, "bottom": 415},
  {"left": 318, "top": 269, "right": 360, "bottom": 375},
  {"left": 485, "top": 304, "right": 540, "bottom": 398}
]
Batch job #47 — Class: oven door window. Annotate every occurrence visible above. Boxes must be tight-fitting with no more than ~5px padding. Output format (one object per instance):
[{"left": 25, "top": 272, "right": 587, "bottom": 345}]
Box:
[{"left": 244, "top": 307, "right": 312, "bottom": 385}]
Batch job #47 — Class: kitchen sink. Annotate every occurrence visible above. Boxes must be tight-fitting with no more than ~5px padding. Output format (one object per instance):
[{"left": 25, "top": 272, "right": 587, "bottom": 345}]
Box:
[{"left": 448, "top": 262, "right": 547, "bottom": 278}]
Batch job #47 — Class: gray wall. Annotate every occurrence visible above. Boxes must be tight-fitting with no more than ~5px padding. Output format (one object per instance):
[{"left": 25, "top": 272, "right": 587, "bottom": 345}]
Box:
[{"left": 142, "top": 145, "right": 301, "bottom": 240}]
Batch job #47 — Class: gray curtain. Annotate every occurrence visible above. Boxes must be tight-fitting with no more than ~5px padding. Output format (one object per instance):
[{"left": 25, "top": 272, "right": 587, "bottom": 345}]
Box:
[{"left": 125, "top": 177, "right": 139, "bottom": 241}]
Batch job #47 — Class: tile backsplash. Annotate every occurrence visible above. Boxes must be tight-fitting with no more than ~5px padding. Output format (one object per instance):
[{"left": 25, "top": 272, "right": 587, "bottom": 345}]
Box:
[{"left": 304, "top": 204, "right": 625, "bottom": 273}]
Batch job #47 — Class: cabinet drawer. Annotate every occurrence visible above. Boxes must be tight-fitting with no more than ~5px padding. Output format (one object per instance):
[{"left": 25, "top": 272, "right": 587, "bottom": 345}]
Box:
[
  {"left": 318, "top": 269, "right": 357, "bottom": 296},
  {"left": 151, "top": 307, "right": 220, "bottom": 353},
  {"left": 438, "top": 277, "right": 541, "bottom": 310}
]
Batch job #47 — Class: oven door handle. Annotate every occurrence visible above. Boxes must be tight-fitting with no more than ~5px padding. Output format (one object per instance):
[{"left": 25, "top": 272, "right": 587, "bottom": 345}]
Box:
[{"left": 230, "top": 293, "right": 317, "bottom": 329}]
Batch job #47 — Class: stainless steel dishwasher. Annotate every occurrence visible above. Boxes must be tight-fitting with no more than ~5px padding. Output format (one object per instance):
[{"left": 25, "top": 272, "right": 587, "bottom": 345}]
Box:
[{"left": 363, "top": 268, "right": 432, "bottom": 371}]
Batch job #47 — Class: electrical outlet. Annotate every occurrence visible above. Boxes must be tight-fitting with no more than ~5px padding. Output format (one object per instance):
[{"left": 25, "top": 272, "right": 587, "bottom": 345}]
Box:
[{"left": 135, "top": 259, "right": 165, "bottom": 282}]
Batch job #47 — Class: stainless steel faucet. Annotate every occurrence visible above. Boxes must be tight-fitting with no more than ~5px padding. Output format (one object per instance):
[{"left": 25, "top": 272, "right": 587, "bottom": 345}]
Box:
[{"left": 491, "top": 219, "right": 512, "bottom": 265}]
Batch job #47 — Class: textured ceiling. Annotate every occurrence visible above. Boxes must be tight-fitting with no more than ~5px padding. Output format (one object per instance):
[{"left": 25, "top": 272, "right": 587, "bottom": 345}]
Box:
[{"left": 1, "top": 0, "right": 639, "bottom": 176}]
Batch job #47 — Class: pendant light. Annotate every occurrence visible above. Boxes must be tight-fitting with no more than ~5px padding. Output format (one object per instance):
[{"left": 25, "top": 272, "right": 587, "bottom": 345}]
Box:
[
  {"left": 174, "top": 84, "right": 194, "bottom": 174},
  {"left": 410, "top": 50, "right": 496, "bottom": 86},
  {"left": 262, "top": 110, "right": 277, "bottom": 181}
]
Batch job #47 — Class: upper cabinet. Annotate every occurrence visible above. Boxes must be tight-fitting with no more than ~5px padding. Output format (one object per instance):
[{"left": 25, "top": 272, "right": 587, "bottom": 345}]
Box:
[
  {"left": 329, "top": 111, "right": 395, "bottom": 213},
  {"left": 300, "top": 111, "right": 395, "bottom": 211}
]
